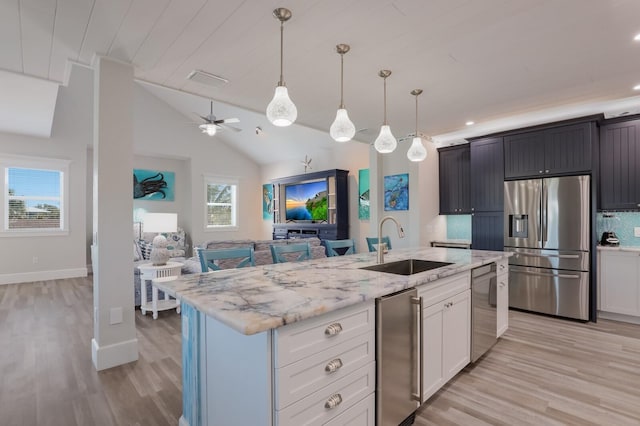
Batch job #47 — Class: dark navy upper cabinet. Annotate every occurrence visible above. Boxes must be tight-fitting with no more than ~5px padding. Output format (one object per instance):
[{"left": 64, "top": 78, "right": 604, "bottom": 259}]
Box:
[
  {"left": 470, "top": 137, "right": 504, "bottom": 212},
  {"left": 504, "top": 123, "right": 592, "bottom": 179},
  {"left": 503, "top": 131, "right": 545, "bottom": 179},
  {"left": 599, "top": 119, "right": 640, "bottom": 210},
  {"left": 438, "top": 145, "right": 470, "bottom": 214}
]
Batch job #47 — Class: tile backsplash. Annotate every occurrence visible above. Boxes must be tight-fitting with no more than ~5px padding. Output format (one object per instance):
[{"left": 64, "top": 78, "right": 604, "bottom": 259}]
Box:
[
  {"left": 596, "top": 212, "right": 640, "bottom": 247},
  {"left": 446, "top": 215, "right": 472, "bottom": 240},
  {"left": 446, "top": 212, "right": 640, "bottom": 247}
]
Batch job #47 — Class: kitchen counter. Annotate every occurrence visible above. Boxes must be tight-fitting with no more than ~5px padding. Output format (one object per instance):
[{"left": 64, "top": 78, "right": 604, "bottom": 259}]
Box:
[
  {"left": 154, "top": 246, "right": 511, "bottom": 335},
  {"left": 430, "top": 239, "right": 472, "bottom": 248},
  {"left": 597, "top": 245, "right": 640, "bottom": 253}
]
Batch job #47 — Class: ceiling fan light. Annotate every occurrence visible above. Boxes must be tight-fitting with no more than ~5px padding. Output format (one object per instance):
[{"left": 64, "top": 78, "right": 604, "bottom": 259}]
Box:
[
  {"left": 374, "top": 125, "right": 397, "bottom": 153},
  {"left": 199, "top": 123, "right": 217, "bottom": 136},
  {"left": 330, "top": 108, "right": 356, "bottom": 142},
  {"left": 407, "top": 137, "right": 427, "bottom": 162},
  {"left": 267, "top": 85, "right": 297, "bottom": 127}
]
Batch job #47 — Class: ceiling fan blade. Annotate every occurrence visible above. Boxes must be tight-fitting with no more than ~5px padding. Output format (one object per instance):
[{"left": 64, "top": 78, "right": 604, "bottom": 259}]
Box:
[
  {"left": 213, "top": 117, "right": 240, "bottom": 125},
  {"left": 218, "top": 123, "right": 242, "bottom": 132}
]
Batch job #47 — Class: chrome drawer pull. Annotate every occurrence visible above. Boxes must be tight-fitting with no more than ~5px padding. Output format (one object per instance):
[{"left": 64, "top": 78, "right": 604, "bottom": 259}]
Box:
[
  {"left": 325, "top": 358, "right": 343, "bottom": 373},
  {"left": 325, "top": 323, "right": 343, "bottom": 336},
  {"left": 324, "top": 393, "right": 343, "bottom": 409}
]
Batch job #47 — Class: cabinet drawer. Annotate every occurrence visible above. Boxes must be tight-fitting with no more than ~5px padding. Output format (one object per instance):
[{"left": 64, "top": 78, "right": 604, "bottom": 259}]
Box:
[
  {"left": 275, "top": 302, "right": 374, "bottom": 367},
  {"left": 275, "top": 331, "right": 374, "bottom": 410},
  {"left": 418, "top": 272, "right": 470, "bottom": 307},
  {"left": 276, "top": 362, "right": 375, "bottom": 426},
  {"left": 324, "top": 393, "right": 374, "bottom": 426}
]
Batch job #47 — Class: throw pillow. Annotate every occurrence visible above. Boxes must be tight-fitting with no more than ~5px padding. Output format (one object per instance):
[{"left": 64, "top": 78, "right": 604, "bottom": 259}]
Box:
[{"left": 134, "top": 241, "right": 143, "bottom": 261}]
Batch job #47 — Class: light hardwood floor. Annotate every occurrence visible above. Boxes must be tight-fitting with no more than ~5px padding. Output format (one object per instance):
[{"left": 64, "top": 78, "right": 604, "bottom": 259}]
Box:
[{"left": 2, "top": 276, "right": 640, "bottom": 425}]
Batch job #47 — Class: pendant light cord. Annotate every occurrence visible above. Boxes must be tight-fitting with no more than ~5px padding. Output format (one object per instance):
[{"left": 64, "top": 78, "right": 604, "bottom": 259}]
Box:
[
  {"left": 383, "top": 77, "right": 387, "bottom": 125},
  {"left": 339, "top": 53, "right": 345, "bottom": 108},
  {"left": 279, "top": 21, "right": 285, "bottom": 86},
  {"left": 415, "top": 94, "right": 418, "bottom": 136}
]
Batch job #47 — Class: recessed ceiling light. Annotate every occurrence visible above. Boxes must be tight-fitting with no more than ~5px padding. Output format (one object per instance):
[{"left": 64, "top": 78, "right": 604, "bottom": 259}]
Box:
[
  {"left": 634, "top": 84, "right": 640, "bottom": 91},
  {"left": 465, "top": 121, "right": 475, "bottom": 126},
  {"left": 634, "top": 33, "right": 640, "bottom": 41}
]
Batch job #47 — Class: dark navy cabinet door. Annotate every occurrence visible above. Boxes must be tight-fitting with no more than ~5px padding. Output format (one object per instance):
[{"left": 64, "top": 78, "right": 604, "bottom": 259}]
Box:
[
  {"left": 599, "top": 119, "right": 640, "bottom": 210},
  {"left": 470, "top": 137, "right": 504, "bottom": 212},
  {"left": 504, "top": 122, "right": 592, "bottom": 179},
  {"left": 472, "top": 212, "right": 504, "bottom": 251},
  {"left": 438, "top": 145, "right": 470, "bottom": 214},
  {"left": 504, "top": 131, "right": 545, "bottom": 178},
  {"left": 544, "top": 123, "right": 592, "bottom": 174}
]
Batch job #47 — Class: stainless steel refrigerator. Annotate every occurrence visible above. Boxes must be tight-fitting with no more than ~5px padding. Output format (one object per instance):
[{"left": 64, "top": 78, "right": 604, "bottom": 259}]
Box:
[{"left": 504, "top": 175, "right": 590, "bottom": 320}]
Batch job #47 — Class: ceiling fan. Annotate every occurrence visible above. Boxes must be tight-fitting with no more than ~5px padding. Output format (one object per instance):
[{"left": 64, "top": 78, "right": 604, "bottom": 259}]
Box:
[{"left": 196, "top": 101, "right": 241, "bottom": 136}]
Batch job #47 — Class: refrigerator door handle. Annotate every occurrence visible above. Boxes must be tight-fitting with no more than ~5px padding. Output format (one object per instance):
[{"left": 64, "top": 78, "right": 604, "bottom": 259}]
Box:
[
  {"left": 515, "top": 252, "right": 580, "bottom": 259},
  {"left": 542, "top": 181, "right": 548, "bottom": 246},
  {"left": 510, "top": 266, "right": 581, "bottom": 279},
  {"left": 411, "top": 296, "right": 423, "bottom": 403}
]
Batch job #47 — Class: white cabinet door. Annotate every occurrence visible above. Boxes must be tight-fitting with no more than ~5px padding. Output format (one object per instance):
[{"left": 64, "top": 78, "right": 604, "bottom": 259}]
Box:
[
  {"left": 421, "top": 288, "right": 471, "bottom": 402},
  {"left": 443, "top": 289, "right": 471, "bottom": 381},
  {"left": 600, "top": 251, "right": 640, "bottom": 315},
  {"left": 496, "top": 273, "right": 509, "bottom": 337}
]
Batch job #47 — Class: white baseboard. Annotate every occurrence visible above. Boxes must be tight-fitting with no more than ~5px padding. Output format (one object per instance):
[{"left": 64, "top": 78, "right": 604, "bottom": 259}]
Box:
[
  {"left": 598, "top": 310, "right": 640, "bottom": 325},
  {"left": 0, "top": 267, "right": 88, "bottom": 285},
  {"left": 92, "top": 337, "right": 139, "bottom": 371},
  {"left": 179, "top": 416, "right": 189, "bottom": 426}
]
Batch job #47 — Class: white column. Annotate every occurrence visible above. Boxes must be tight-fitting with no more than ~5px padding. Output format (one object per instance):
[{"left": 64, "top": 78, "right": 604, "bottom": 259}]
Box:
[{"left": 91, "top": 56, "right": 138, "bottom": 371}]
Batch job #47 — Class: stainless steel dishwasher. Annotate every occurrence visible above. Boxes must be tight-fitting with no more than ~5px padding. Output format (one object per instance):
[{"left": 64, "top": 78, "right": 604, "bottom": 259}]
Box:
[
  {"left": 376, "top": 288, "right": 420, "bottom": 426},
  {"left": 471, "top": 263, "right": 498, "bottom": 362}
]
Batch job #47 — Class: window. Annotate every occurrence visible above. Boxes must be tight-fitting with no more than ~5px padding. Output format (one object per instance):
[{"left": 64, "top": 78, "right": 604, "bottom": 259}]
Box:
[
  {"left": 1, "top": 155, "right": 70, "bottom": 236},
  {"left": 205, "top": 176, "right": 237, "bottom": 229}
]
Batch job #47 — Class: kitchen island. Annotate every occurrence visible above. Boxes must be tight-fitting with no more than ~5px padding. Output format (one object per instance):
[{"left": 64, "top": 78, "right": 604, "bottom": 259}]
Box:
[{"left": 155, "top": 246, "right": 511, "bottom": 426}]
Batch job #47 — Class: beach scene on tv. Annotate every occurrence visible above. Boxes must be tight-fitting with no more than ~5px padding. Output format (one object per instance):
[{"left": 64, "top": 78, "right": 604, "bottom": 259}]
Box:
[{"left": 285, "top": 180, "right": 328, "bottom": 222}]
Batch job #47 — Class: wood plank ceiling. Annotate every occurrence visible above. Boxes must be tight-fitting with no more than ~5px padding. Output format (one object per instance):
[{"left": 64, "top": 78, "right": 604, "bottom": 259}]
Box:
[{"left": 2, "top": 0, "right": 640, "bottom": 143}]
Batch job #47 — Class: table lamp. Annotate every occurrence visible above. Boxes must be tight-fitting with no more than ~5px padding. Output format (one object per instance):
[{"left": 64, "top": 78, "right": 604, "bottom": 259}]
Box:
[{"left": 143, "top": 213, "right": 178, "bottom": 265}]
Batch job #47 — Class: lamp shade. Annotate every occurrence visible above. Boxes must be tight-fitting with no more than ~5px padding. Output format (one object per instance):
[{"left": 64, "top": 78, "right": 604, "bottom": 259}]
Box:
[
  {"left": 143, "top": 213, "right": 177, "bottom": 233},
  {"left": 374, "top": 125, "right": 397, "bottom": 153},
  {"left": 330, "top": 108, "right": 356, "bottom": 142},
  {"left": 407, "top": 137, "right": 427, "bottom": 162},
  {"left": 266, "top": 86, "right": 297, "bottom": 126}
]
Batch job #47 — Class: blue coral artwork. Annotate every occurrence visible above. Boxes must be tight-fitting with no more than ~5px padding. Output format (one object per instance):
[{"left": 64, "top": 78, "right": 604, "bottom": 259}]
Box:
[
  {"left": 384, "top": 173, "right": 409, "bottom": 211},
  {"left": 133, "top": 169, "right": 175, "bottom": 201},
  {"left": 262, "top": 184, "right": 274, "bottom": 220}
]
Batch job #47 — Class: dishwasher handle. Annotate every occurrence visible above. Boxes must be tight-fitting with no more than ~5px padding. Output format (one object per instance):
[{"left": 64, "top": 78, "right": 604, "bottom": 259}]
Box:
[{"left": 411, "top": 296, "right": 423, "bottom": 403}]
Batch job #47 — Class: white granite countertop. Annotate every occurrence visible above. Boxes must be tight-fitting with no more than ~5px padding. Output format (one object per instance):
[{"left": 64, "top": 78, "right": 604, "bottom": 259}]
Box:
[
  {"left": 597, "top": 245, "right": 640, "bottom": 253},
  {"left": 154, "top": 247, "right": 512, "bottom": 335}
]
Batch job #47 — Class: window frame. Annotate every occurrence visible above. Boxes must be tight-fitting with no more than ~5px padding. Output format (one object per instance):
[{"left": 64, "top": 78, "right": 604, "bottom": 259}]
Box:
[
  {"left": 0, "top": 154, "right": 70, "bottom": 237},
  {"left": 203, "top": 175, "right": 238, "bottom": 231}
]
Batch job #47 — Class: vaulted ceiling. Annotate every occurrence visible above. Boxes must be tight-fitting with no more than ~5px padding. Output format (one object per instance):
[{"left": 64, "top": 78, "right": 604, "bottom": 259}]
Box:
[{"left": 3, "top": 0, "right": 640, "bottom": 150}]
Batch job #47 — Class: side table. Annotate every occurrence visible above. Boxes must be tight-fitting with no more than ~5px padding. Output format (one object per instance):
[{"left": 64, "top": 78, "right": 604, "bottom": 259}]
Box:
[{"left": 138, "top": 261, "right": 183, "bottom": 319}]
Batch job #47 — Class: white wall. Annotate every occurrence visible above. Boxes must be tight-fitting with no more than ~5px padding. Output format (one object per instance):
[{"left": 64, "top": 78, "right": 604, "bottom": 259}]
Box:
[
  {"left": 374, "top": 139, "right": 445, "bottom": 250},
  {"left": 261, "top": 129, "right": 371, "bottom": 250},
  {"left": 0, "top": 66, "right": 91, "bottom": 284}
]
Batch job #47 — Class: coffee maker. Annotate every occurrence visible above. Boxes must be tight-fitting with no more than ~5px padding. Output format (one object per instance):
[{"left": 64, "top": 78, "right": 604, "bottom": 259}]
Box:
[{"left": 600, "top": 213, "right": 620, "bottom": 246}]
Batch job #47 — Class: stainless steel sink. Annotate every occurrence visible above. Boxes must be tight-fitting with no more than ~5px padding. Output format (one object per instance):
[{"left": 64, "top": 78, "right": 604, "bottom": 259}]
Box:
[{"left": 360, "top": 259, "right": 453, "bottom": 275}]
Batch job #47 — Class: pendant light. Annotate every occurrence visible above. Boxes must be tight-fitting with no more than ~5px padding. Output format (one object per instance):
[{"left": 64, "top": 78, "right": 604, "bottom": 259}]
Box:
[
  {"left": 330, "top": 44, "right": 356, "bottom": 142},
  {"left": 407, "top": 89, "right": 427, "bottom": 162},
  {"left": 266, "top": 8, "right": 297, "bottom": 127},
  {"left": 373, "top": 70, "right": 397, "bottom": 153}
]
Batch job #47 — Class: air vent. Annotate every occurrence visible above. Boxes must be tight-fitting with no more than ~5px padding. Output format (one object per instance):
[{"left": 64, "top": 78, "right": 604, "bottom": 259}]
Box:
[{"left": 187, "top": 70, "right": 229, "bottom": 87}]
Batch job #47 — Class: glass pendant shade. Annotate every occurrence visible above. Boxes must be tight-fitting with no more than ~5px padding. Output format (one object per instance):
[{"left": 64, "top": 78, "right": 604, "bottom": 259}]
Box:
[
  {"left": 330, "top": 108, "right": 356, "bottom": 142},
  {"left": 267, "top": 85, "right": 297, "bottom": 127},
  {"left": 374, "top": 125, "right": 397, "bottom": 153},
  {"left": 407, "top": 136, "right": 427, "bottom": 162},
  {"left": 199, "top": 123, "right": 217, "bottom": 136}
]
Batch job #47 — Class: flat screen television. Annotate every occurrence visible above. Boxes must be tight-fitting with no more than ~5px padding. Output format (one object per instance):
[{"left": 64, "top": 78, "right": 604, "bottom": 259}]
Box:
[{"left": 285, "top": 180, "right": 328, "bottom": 222}]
